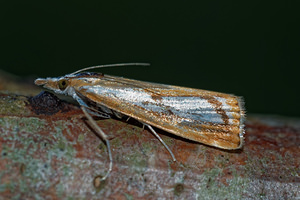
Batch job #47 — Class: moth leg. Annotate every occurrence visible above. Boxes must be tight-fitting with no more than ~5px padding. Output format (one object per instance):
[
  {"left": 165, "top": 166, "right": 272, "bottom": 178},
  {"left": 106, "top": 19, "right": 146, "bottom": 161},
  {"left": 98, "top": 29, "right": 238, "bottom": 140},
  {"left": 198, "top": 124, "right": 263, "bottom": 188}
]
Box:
[
  {"left": 126, "top": 116, "right": 131, "bottom": 122},
  {"left": 75, "top": 95, "right": 111, "bottom": 118},
  {"left": 81, "top": 105, "right": 111, "bottom": 118},
  {"left": 142, "top": 124, "right": 145, "bottom": 131},
  {"left": 144, "top": 124, "right": 177, "bottom": 162},
  {"left": 81, "top": 106, "right": 113, "bottom": 181}
]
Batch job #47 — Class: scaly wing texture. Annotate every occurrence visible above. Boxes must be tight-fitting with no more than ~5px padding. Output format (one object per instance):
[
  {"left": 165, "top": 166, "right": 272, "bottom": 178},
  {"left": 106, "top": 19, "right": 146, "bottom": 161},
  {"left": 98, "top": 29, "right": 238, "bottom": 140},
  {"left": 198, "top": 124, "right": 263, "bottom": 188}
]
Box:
[{"left": 72, "top": 75, "right": 245, "bottom": 149}]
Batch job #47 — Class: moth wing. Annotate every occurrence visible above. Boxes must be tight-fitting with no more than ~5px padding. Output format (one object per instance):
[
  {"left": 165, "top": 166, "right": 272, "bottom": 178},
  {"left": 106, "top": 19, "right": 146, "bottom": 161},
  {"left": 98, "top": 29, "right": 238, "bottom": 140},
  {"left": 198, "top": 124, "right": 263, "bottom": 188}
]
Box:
[{"left": 75, "top": 75, "right": 245, "bottom": 149}]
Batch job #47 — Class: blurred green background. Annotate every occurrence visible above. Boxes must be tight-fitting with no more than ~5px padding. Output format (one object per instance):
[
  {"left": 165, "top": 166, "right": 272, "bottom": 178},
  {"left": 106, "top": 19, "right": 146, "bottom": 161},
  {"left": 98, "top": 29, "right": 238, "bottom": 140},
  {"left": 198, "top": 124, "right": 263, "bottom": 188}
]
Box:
[{"left": 0, "top": 1, "right": 298, "bottom": 117}]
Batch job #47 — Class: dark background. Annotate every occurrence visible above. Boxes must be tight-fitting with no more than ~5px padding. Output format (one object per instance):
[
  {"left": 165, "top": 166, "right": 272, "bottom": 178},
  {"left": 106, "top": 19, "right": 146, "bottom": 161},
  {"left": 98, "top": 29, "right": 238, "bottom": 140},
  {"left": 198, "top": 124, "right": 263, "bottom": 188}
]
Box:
[{"left": 0, "top": 1, "right": 299, "bottom": 117}]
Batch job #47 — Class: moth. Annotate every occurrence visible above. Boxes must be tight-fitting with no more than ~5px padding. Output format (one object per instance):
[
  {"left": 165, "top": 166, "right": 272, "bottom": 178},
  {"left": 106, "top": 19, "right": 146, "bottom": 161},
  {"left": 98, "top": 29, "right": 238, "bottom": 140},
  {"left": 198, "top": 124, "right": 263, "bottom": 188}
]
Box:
[{"left": 35, "top": 63, "right": 245, "bottom": 180}]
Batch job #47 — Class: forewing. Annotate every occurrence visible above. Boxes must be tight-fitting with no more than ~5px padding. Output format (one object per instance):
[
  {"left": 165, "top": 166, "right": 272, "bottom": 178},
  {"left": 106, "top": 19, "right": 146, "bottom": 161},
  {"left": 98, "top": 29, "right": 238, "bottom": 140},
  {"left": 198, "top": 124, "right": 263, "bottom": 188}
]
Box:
[{"left": 74, "top": 75, "right": 245, "bottom": 149}]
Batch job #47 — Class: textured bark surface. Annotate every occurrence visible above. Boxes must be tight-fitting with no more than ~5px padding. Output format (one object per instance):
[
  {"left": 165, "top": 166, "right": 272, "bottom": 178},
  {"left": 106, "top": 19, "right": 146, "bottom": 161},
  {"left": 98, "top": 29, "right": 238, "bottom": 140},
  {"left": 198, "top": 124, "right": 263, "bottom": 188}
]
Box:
[{"left": 0, "top": 71, "right": 299, "bottom": 199}]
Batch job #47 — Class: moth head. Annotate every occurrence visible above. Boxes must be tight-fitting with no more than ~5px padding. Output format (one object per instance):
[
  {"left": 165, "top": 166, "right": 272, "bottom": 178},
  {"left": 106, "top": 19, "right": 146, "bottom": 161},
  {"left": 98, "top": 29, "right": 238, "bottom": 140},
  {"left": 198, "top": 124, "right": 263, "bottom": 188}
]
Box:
[{"left": 35, "top": 77, "right": 71, "bottom": 94}]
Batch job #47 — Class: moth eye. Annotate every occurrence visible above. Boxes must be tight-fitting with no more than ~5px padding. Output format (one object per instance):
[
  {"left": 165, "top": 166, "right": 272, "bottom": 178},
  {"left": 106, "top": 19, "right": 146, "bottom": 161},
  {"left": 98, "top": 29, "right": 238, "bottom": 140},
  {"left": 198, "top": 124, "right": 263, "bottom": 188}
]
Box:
[{"left": 58, "top": 79, "right": 68, "bottom": 90}]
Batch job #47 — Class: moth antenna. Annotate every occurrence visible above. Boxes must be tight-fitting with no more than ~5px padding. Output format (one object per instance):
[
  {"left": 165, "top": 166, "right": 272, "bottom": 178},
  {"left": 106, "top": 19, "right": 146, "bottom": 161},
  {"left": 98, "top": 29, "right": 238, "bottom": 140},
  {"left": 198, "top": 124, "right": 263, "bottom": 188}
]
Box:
[{"left": 69, "top": 63, "right": 150, "bottom": 75}]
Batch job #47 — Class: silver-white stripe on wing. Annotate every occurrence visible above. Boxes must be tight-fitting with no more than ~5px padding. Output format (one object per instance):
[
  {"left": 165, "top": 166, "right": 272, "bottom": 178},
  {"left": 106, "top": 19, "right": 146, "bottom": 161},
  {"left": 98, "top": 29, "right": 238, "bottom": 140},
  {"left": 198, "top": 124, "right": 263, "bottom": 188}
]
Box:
[{"left": 82, "top": 86, "right": 237, "bottom": 126}]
